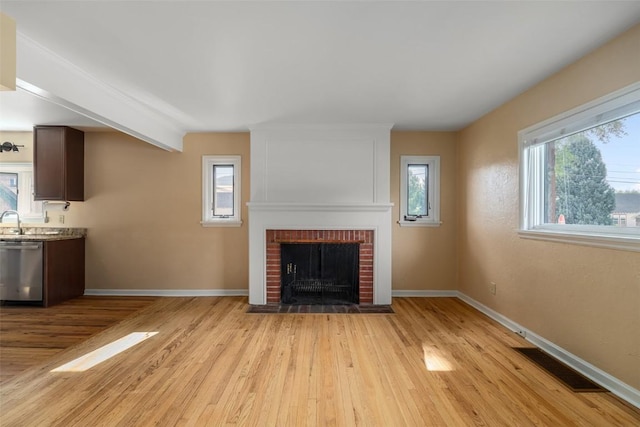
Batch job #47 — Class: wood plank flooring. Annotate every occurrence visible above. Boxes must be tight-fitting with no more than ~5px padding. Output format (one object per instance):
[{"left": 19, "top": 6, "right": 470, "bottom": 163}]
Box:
[
  {"left": 0, "top": 296, "right": 157, "bottom": 383},
  {"left": 1, "top": 296, "right": 638, "bottom": 426}
]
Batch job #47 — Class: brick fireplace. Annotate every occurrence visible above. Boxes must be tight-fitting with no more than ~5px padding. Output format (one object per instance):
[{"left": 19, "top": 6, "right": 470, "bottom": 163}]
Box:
[
  {"left": 248, "top": 124, "right": 393, "bottom": 305},
  {"left": 266, "top": 229, "right": 374, "bottom": 304}
]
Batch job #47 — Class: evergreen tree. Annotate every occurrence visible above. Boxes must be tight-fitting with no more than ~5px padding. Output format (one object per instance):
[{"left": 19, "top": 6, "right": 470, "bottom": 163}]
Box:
[{"left": 554, "top": 135, "right": 616, "bottom": 225}]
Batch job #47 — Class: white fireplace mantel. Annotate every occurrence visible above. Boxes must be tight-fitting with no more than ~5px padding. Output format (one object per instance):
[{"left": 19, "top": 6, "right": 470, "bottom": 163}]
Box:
[
  {"left": 246, "top": 202, "right": 394, "bottom": 212},
  {"left": 248, "top": 124, "right": 393, "bottom": 305}
]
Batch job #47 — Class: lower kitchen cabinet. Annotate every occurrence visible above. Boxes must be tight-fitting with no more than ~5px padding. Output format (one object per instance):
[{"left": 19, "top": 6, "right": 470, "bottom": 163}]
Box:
[{"left": 43, "top": 238, "right": 85, "bottom": 307}]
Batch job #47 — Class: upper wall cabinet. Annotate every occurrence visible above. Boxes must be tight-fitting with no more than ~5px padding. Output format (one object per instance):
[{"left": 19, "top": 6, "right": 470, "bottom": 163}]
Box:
[{"left": 33, "top": 126, "right": 84, "bottom": 201}]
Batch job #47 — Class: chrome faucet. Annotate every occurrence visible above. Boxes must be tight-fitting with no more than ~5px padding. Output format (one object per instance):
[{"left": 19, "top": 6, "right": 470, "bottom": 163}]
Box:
[{"left": 0, "top": 210, "right": 23, "bottom": 235}]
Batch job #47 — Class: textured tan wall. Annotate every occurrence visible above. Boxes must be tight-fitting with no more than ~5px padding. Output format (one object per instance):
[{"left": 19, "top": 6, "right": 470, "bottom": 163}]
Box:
[
  {"left": 71, "top": 130, "right": 459, "bottom": 293},
  {"left": 68, "top": 131, "right": 250, "bottom": 291},
  {"left": 390, "top": 131, "right": 457, "bottom": 291},
  {"left": 457, "top": 25, "right": 640, "bottom": 389}
]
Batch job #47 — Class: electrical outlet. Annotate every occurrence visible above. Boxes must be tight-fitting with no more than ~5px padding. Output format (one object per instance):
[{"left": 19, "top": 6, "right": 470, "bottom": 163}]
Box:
[
  {"left": 489, "top": 282, "right": 496, "bottom": 295},
  {"left": 58, "top": 215, "right": 65, "bottom": 224},
  {"left": 516, "top": 330, "right": 527, "bottom": 338}
]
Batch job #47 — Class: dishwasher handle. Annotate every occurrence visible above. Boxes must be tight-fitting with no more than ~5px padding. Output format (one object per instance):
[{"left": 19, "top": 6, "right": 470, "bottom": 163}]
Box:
[{"left": 0, "top": 244, "right": 43, "bottom": 250}]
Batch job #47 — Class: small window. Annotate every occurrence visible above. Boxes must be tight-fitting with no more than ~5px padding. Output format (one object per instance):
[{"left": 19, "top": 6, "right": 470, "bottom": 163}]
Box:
[
  {"left": 202, "top": 156, "right": 241, "bottom": 227},
  {"left": 519, "top": 83, "right": 640, "bottom": 251},
  {"left": 399, "top": 155, "right": 440, "bottom": 227},
  {"left": 0, "top": 163, "right": 44, "bottom": 223}
]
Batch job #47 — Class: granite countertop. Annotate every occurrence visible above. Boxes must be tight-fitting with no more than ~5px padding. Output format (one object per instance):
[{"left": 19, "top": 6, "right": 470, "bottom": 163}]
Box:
[{"left": 0, "top": 227, "right": 87, "bottom": 242}]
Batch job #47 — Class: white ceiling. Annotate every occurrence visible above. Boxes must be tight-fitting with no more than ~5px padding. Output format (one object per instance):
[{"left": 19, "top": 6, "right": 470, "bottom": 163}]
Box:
[{"left": 1, "top": 1, "right": 640, "bottom": 141}]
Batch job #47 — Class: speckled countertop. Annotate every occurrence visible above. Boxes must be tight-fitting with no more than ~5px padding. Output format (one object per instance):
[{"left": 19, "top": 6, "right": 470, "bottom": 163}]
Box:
[{"left": 0, "top": 227, "right": 87, "bottom": 241}]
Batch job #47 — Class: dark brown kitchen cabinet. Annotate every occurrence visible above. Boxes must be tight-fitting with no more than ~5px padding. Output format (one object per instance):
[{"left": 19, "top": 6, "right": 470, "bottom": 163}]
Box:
[
  {"left": 43, "top": 238, "right": 85, "bottom": 307},
  {"left": 34, "top": 126, "right": 84, "bottom": 201}
]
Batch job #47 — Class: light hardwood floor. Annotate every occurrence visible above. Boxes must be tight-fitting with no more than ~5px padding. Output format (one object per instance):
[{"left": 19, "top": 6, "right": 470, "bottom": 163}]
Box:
[
  {"left": 0, "top": 296, "right": 157, "bottom": 384},
  {"left": 0, "top": 297, "right": 638, "bottom": 426}
]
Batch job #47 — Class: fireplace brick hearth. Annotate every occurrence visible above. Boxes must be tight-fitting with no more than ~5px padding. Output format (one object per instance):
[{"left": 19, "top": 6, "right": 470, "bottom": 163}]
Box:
[{"left": 265, "top": 229, "right": 374, "bottom": 304}]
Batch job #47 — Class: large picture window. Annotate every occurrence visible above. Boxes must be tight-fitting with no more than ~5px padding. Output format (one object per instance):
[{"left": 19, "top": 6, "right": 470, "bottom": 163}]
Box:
[
  {"left": 519, "top": 83, "right": 640, "bottom": 251},
  {"left": 202, "top": 155, "right": 241, "bottom": 227}
]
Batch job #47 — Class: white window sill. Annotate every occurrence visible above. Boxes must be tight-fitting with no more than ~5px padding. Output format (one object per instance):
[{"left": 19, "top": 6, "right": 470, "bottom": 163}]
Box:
[
  {"left": 201, "top": 220, "right": 243, "bottom": 228},
  {"left": 518, "top": 229, "right": 640, "bottom": 252},
  {"left": 398, "top": 220, "right": 442, "bottom": 228}
]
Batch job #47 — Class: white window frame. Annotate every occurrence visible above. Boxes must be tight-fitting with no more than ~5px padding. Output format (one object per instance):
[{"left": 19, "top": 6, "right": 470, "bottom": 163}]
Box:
[
  {"left": 201, "top": 155, "right": 242, "bottom": 227},
  {"left": 399, "top": 155, "right": 440, "bottom": 227},
  {"left": 0, "top": 162, "right": 45, "bottom": 224},
  {"left": 518, "top": 82, "right": 640, "bottom": 252}
]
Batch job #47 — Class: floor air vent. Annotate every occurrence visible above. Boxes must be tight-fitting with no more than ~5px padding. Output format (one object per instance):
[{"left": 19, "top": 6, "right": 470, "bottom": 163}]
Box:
[{"left": 513, "top": 347, "right": 606, "bottom": 392}]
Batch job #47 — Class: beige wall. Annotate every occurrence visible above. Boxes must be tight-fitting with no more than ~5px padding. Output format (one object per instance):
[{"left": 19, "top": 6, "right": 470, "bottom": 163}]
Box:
[
  {"left": 390, "top": 131, "right": 457, "bottom": 291},
  {"left": 70, "top": 130, "right": 460, "bottom": 294},
  {"left": 457, "top": 25, "right": 640, "bottom": 389},
  {"left": 0, "top": 13, "right": 16, "bottom": 91},
  {"left": 68, "top": 130, "right": 460, "bottom": 294},
  {"left": 68, "top": 131, "right": 250, "bottom": 291}
]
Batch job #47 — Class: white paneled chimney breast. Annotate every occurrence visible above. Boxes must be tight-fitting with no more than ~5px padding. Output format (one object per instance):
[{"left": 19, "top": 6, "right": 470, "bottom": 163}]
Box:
[{"left": 248, "top": 124, "right": 393, "bottom": 305}]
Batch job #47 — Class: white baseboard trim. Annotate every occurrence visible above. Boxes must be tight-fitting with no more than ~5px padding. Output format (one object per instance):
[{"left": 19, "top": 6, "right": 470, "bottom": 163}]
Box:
[
  {"left": 88, "top": 289, "right": 456, "bottom": 298},
  {"left": 457, "top": 292, "right": 640, "bottom": 409},
  {"left": 84, "top": 289, "right": 249, "bottom": 297},
  {"left": 392, "top": 290, "right": 458, "bottom": 297}
]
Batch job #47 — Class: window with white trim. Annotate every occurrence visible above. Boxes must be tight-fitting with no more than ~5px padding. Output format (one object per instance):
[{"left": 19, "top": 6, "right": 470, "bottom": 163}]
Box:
[
  {"left": 0, "top": 162, "right": 44, "bottom": 223},
  {"left": 399, "top": 155, "right": 440, "bottom": 227},
  {"left": 519, "top": 83, "right": 640, "bottom": 251},
  {"left": 202, "top": 155, "right": 241, "bottom": 227}
]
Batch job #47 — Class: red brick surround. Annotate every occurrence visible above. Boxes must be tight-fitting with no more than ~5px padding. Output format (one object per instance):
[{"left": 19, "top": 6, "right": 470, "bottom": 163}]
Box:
[{"left": 266, "top": 229, "right": 374, "bottom": 304}]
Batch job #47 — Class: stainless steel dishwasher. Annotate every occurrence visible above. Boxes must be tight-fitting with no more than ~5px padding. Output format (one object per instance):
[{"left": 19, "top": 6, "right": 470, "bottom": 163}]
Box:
[{"left": 0, "top": 241, "right": 43, "bottom": 302}]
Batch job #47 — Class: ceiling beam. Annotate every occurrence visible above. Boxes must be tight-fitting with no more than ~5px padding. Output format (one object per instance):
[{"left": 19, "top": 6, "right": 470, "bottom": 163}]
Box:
[{"left": 16, "top": 34, "right": 184, "bottom": 152}]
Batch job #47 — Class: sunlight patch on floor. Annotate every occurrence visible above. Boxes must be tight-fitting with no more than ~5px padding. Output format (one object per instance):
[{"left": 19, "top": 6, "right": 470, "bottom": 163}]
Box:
[
  {"left": 51, "top": 332, "right": 158, "bottom": 372},
  {"left": 423, "top": 344, "right": 454, "bottom": 371}
]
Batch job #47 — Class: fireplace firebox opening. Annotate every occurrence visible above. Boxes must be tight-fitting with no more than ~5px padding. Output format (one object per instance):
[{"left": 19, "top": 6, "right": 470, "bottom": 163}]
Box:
[
  {"left": 281, "top": 243, "right": 359, "bottom": 305},
  {"left": 266, "top": 229, "right": 374, "bottom": 304}
]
